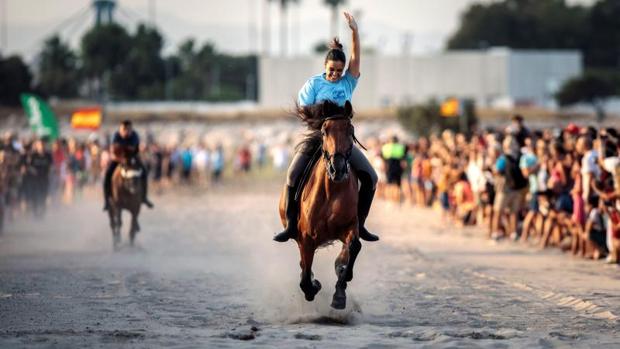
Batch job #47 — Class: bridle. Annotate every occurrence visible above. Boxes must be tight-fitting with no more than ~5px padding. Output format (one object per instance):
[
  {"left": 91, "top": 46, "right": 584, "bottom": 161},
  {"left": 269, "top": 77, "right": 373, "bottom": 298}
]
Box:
[
  {"left": 321, "top": 115, "right": 352, "bottom": 163},
  {"left": 320, "top": 114, "right": 366, "bottom": 180}
]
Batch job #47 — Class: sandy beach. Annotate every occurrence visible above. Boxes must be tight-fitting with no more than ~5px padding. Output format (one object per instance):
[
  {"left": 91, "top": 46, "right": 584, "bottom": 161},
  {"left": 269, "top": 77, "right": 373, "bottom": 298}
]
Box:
[{"left": 0, "top": 178, "right": 619, "bottom": 348}]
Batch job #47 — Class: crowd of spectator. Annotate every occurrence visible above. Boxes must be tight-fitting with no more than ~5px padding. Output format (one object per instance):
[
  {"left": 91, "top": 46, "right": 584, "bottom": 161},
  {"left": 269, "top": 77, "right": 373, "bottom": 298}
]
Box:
[
  {"left": 3, "top": 117, "right": 620, "bottom": 266},
  {"left": 368, "top": 116, "right": 620, "bottom": 264},
  {"left": 0, "top": 129, "right": 290, "bottom": 233}
]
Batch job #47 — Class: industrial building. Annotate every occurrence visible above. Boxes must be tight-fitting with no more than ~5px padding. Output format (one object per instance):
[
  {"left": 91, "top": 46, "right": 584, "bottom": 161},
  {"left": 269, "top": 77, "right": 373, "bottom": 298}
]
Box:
[{"left": 258, "top": 48, "right": 582, "bottom": 110}]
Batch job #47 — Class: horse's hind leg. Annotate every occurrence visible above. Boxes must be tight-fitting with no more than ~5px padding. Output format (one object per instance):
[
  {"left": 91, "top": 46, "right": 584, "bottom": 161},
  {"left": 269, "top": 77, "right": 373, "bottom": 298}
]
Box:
[{"left": 299, "top": 244, "right": 321, "bottom": 301}]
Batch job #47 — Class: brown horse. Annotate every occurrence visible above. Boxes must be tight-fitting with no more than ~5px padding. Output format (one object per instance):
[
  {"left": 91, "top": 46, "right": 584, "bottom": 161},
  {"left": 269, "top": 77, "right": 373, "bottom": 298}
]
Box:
[
  {"left": 279, "top": 100, "right": 362, "bottom": 309},
  {"left": 108, "top": 153, "right": 143, "bottom": 249}
]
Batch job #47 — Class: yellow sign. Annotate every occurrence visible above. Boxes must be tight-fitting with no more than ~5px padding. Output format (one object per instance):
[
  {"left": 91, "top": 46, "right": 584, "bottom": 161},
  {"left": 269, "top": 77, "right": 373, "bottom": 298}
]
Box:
[
  {"left": 440, "top": 98, "right": 460, "bottom": 117},
  {"left": 71, "top": 107, "right": 102, "bottom": 129}
]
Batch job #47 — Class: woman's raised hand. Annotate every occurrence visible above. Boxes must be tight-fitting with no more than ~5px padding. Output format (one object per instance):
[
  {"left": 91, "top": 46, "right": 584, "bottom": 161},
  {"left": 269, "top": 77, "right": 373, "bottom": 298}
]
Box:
[{"left": 344, "top": 12, "right": 358, "bottom": 32}]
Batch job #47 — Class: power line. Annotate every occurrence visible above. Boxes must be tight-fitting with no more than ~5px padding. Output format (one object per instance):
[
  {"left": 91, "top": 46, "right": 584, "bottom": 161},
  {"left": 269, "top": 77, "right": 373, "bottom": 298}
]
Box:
[
  {"left": 41, "top": 4, "right": 91, "bottom": 40},
  {"left": 116, "top": 3, "right": 174, "bottom": 49},
  {"left": 115, "top": 8, "right": 137, "bottom": 29},
  {"left": 21, "top": 4, "right": 91, "bottom": 60},
  {"left": 117, "top": 5, "right": 147, "bottom": 26},
  {"left": 63, "top": 7, "right": 92, "bottom": 42}
]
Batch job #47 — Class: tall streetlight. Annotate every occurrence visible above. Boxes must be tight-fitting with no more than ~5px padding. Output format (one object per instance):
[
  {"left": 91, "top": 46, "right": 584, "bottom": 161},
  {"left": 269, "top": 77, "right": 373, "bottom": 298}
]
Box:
[
  {"left": 262, "top": 0, "right": 271, "bottom": 56},
  {"left": 93, "top": 0, "right": 116, "bottom": 26},
  {"left": 0, "top": 0, "right": 7, "bottom": 52},
  {"left": 148, "top": 0, "right": 156, "bottom": 27}
]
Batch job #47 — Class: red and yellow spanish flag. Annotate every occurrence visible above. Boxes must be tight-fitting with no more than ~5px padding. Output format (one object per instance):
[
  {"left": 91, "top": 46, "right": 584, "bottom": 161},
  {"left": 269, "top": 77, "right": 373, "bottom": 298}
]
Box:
[
  {"left": 71, "top": 107, "right": 102, "bottom": 130},
  {"left": 440, "top": 98, "right": 460, "bottom": 118}
]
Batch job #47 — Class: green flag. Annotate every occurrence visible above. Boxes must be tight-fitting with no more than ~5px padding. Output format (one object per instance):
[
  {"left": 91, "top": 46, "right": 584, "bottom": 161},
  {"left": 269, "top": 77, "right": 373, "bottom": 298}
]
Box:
[{"left": 20, "top": 93, "right": 59, "bottom": 140}]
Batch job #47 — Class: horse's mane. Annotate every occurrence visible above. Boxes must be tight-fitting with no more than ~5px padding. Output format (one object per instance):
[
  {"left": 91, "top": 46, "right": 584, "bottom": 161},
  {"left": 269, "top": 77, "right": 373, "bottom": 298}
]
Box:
[{"left": 294, "top": 101, "right": 351, "bottom": 154}]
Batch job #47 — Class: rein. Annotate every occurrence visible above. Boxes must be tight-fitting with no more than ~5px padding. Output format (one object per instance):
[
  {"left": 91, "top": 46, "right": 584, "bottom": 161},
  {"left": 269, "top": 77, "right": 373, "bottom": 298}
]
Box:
[
  {"left": 293, "top": 113, "right": 364, "bottom": 201},
  {"left": 321, "top": 114, "right": 367, "bottom": 151}
]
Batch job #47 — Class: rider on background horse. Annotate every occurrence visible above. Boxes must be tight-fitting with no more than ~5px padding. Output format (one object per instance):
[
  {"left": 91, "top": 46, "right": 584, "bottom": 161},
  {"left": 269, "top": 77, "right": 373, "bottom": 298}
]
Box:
[
  {"left": 103, "top": 120, "right": 153, "bottom": 211},
  {"left": 273, "top": 12, "right": 379, "bottom": 243}
]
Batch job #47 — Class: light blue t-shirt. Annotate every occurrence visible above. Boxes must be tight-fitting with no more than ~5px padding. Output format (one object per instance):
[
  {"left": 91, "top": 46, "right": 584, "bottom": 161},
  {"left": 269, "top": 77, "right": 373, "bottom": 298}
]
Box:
[
  {"left": 496, "top": 155, "right": 506, "bottom": 172},
  {"left": 519, "top": 152, "right": 539, "bottom": 193},
  {"left": 298, "top": 71, "right": 359, "bottom": 106}
]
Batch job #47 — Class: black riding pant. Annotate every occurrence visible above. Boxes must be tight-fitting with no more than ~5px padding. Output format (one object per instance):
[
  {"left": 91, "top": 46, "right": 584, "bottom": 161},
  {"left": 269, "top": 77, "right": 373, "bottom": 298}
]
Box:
[{"left": 286, "top": 146, "right": 378, "bottom": 190}]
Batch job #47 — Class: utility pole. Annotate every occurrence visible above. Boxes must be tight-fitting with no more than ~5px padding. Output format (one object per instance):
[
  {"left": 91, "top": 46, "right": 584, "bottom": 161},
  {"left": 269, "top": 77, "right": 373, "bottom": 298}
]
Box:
[
  {"left": 148, "top": 0, "right": 156, "bottom": 27},
  {"left": 248, "top": 0, "right": 256, "bottom": 54},
  {"left": 0, "top": 0, "right": 7, "bottom": 52},
  {"left": 402, "top": 32, "right": 413, "bottom": 56},
  {"left": 280, "top": 2, "right": 287, "bottom": 57},
  {"left": 262, "top": 0, "right": 270, "bottom": 56},
  {"left": 292, "top": 2, "right": 299, "bottom": 56}
]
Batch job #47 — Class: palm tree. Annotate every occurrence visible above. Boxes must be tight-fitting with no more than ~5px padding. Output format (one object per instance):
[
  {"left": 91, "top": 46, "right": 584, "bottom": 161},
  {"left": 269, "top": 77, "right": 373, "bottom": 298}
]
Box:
[{"left": 324, "top": 0, "right": 346, "bottom": 38}]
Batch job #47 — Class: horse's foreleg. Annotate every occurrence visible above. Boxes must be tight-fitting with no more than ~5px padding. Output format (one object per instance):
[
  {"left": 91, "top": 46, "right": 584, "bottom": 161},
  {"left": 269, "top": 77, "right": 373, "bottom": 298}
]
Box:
[
  {"left": 332, "top": 231, "right": 360, "bottom": 310},
  {"left": 332, "top": 237, "right": 350, "bottom": 309},
  {"left": 110, "top": 209, "right": 121, "bottom": 249},
  {"left": 0, "top": 203, "right": 4, "bottom": 234},
  {"left": 345, "top": 237, "right": 361, "bottom": 282},
  {"left": 299, "top": 243, "right": 321, "bottom": 302},
  {"left": 129, "top": 212, "right": 139, "bottom": 246}
]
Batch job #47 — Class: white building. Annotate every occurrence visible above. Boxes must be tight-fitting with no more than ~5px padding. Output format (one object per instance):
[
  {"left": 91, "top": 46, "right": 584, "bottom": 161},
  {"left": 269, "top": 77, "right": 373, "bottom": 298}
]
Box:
[{"left": 258, "top": 48, "right": 582, "bottom": 110}]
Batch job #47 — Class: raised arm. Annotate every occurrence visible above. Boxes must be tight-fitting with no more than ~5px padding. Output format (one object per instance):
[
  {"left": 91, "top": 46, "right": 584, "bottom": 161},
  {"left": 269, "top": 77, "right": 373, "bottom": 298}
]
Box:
[{"left": 344, "top": 12, "right": 360, "bottom": 78}]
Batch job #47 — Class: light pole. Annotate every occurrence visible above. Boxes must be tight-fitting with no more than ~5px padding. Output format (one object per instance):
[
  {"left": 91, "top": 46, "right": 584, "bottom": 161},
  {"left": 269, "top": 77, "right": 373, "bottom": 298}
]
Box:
[
  {"left": 262, "top": 0, "right": 271, "bottom": 56},
  {"left": 0, "top": 0, "right": 7, "bottom": 52},
  {"left": 93, "top": 0, "right": 116, "bottom": 26},
  {"left": 148, "top": 0, "right": 156, "bottom": 27}
]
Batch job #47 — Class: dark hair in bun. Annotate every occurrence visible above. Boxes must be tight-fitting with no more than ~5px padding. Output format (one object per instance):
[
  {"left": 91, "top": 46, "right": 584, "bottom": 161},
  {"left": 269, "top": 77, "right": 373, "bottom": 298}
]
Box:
[{"left": 325, "top": 37, "right": 346, "bottom": 64}]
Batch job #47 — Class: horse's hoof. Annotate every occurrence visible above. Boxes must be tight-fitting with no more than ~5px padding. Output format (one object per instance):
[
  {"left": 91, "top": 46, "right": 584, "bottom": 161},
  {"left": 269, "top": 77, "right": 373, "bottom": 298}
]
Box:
[
  {"left": 345, "top": 269, "right": 354, "bottom": 282},
  {"left": 312, "top": 279, "right": 322, "bottom": 292},
  {"left": 331, "top": 294, "right": 346, "bottom": 310},
  {"left": 301, "top": 280, "right": 322, "bottom": 302}
]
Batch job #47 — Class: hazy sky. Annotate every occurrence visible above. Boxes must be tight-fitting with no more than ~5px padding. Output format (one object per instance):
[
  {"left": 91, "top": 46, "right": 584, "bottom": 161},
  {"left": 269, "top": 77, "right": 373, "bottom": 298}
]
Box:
[{"left": 1, "top": 0, "right": 597, "bottom": 60}]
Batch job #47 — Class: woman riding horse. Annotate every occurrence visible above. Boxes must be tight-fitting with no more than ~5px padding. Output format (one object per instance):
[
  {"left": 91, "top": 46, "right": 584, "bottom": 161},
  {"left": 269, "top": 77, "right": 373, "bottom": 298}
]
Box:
[{"left": 273, "top": 11, "right": 379, "bottom": 243}]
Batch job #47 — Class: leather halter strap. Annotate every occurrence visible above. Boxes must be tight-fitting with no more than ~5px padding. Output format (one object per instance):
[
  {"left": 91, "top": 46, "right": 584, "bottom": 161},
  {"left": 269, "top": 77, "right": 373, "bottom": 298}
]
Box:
[{"left": 321, "top": 115, "right": 367, "bottom": 151}]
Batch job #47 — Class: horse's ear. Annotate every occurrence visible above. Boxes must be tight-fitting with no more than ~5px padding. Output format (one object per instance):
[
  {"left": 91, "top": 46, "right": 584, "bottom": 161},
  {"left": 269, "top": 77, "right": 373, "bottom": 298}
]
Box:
[{"left": 344, "top": 100, "right": 353, "bottom": 119}]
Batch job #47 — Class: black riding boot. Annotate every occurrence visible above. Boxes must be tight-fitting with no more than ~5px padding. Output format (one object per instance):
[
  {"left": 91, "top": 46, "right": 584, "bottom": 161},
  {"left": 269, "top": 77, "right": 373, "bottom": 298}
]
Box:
[
  {"left": 103, "top": 182, "right": 111, "bottom": 211},
  {"left": 103, "top": 163, "right": 115, "bottom": 211},
  {"left": 358, "top": 185, "right": 379, "bottom": 242},
  {"left": 273, "top": 185, "right": 299, "bottom": 242}
]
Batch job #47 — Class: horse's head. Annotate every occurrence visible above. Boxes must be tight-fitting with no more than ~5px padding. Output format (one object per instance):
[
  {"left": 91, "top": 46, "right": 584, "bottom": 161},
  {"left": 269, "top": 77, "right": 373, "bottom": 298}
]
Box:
[
  {"left": 119, "top": 156, "right": 142, "bottom": 195},
  {"left": 321, "top": 100, "right": 354, "bottom": 183}
]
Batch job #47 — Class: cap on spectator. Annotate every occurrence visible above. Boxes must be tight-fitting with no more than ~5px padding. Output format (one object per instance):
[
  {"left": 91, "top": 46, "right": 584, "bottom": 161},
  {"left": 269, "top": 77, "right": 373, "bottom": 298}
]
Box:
[{"left": 565, "top": 123, "right": 580, "bottom": 135}]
